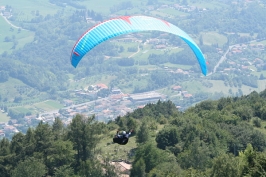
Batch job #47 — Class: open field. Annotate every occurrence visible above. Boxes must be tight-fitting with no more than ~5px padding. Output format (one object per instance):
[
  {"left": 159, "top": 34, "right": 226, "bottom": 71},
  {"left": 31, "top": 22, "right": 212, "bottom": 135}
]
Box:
[
  {"left": 170, "top": 78, "right": 266, "bottom": 97},
  {"left": 78, "top": 0, "right": 155, "bottom": 15},
  {"left": 150, "top": 10, "right": 174, "bottom": 18},
  {"left": 159, "top": 8, "right": 189, "bottom": 17},
  {"left": 0, "top": 78, "right": 28, "bottom": 100},
  {"left": 34, "top": 100, "right": 63, "bottom": 111},
  {"left": 112, "top": 41, "right": 140, "bottom": 58},
  {"left": 181, "top": 80, "right": 205, "bottom": 93},
  {"left": 9, "top": 100, "right": 64, "bottom": 116},
  {"left": 0, "top": 112, "right": 9, "bottom": 123},
  {"left": 10, "top": 107, "right": 31, "bottom": 114},
  {"left": 253, "top": 39, "right": 266, "bottom": 46},
  {"left": 201, "top": 31, "right": 228, "bottom": 47},
  {"left": 205, "top": 80, "right": 266, "bottom": 95},
  {"left": 115, "top": 8, "right": 142, "bottom": 16},
  {"left": 163, "top": 62, "right": 192, "bottom": 70},
  {"left": 0, "top": 16, "right": 34, "bottom": 54},
  {"left": 191, "top": 1, "right": 229, "bottom": 9},
  {"left": 1, "top": 0, "right": 65, "bottom": 22}
]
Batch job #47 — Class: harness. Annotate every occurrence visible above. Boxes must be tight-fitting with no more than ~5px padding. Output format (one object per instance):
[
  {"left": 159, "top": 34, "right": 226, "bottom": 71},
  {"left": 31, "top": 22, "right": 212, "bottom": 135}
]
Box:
[{"left": 113, "top": 135, "right": 129, "bottom": 145}]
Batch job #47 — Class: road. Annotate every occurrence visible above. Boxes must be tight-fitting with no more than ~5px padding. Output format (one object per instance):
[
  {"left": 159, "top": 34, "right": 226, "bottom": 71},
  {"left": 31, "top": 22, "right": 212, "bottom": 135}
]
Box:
[
  {"left": 0, "top": 14, "right": 27, "bottom": 30},
  {"left": 212, "top": 46, "right": 232, "bottom": 73},
  {"left": 212, "top": 38, "right": 266, "bottom": 74},
  {"left": 128, "top": 45, "right": 140, "bottom": 58}
]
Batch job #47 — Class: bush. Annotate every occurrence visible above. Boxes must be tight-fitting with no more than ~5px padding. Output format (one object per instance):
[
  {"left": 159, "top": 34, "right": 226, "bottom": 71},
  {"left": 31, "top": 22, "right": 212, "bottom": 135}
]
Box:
[{"left": 253, "top": 117, "right": 262, "bottom": 128}]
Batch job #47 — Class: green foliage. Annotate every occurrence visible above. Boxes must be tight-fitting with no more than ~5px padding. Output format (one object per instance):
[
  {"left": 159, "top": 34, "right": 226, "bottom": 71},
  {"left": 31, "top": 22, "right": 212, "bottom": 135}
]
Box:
[
  {"left": 11, "top": 158, "right": 46, "bottom": 177},
  {"left": 210, "top": 153, "right": 241, "bottom": 177},
  {"left": 3, "top": 90, "right": 266, "bottom": 176},
  {"left": 53, "top": 165, "right": 75, "bottom": 177},
  {"left": 156, "top": 126, "right": 179, "bottom": 150},
  {"left": 78, "top": 160, "right": 104, "bottom": 177},
  {"left": 47, "top": 140, "right": 75, "bottom": 169},
  {"left": 127, "top": 100, "right": 179, "bottom": 120},
  {"left": 115, "top": 116, "right": 137, "bottom": 131},
  {"left": 129, "top": 93, "right": 266, "bottom": 174},
  {"left": 116, "top": 58, "right": 135, "bottom": 67},
  {"left": 178, "top": 138, "right": 212, "bottom": 170},
  {"left": 136, "top": 121, "right": 150, "bottom": 144},
  {"left": 147, "top": 162, "right": 183, "bottom": 177},
  {"left": 68, "top": 114, "right": 100, "bottom": 163},
  {"left": 239, "top": 143, "right": 266, "bottom": 177},
  {"left": 253, "top": 117, "right": 262, "bottom": 128},
  {"left": 130, "top": 158, "right": 146, "bottom": 177},
  {"left": 0, "top": 114, "right": 117, "bottom": 176},
  {"left": 132, "top": 141, "right": 176, "bottom": 174}
]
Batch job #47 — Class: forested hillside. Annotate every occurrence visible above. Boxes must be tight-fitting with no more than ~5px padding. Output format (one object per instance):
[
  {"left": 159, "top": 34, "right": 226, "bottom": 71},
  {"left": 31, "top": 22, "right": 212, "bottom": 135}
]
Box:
[
  {"left": 2, "top": 0, "right": 266, "bottom": 122},
  {"left": 2, "top": 90, "right": 266, "bottom": 176},
  {"left": 2, "top": 1, "right": 266, "bottom": 93}
]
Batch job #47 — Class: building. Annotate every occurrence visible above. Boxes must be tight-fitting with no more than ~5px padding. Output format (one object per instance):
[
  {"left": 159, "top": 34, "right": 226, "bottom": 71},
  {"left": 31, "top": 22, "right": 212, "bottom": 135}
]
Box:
[
  {"left": 62, "top": 99, "right": 74, "bottom": 107},
  {"left": 172, "top": 85, "right": 182, "bottom": 91},
  {"left": 76, "top": 105, "right": 88, "bottom": 113},
  {"left": 96, "top": 83, "right": 108, "bottom": 90},
  {"left": 129, "top": 92, "right": 163, "bottom": 103},
  {"left": 112, "top": 88, "right": 122, "bottom": 94}
]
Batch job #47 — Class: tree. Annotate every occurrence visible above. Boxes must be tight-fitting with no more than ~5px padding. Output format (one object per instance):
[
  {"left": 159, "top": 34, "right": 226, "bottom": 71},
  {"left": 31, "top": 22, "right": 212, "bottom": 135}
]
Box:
[
  {"left": 132, "top": 142, "right": 176, "bottom": 173},
  {"left": 4, "top": 36, "right": 11, "bottom": 42},
  {"left": 130, "top": 158, "right": 146, "bottom": 177},
  {"left": 148, "top": 162, "right": 183, "bottom": 177},
  {"left": 178, "top": 138, "right": 211, "bottom": 170},
  {"left": 238, "top": 143, "right": 266, "bottom": 176},
  {"left": 47, "top": 140, "right": 75, "bottom": 171},
  {"left": 78, "top": 160, "right": 104, "bottom": 177},
  {"left": 0, "top": 138, "right": 10, "bottom": 156},
  {"left": 210, "top": 153, "right": 241, "bottom": 177},
  {"left": 10, "top": 132, "right": 24, "bottom": 156},
  {"left": 34, "top": 121, "right": 54, "bottom": 153},
  {"left": 13, "top": 96, "right": 22, "bottom": 103},
  {"left": 23, "top": 128, "right": 36, "bottom": 157},
  {"left": 11, "top": 158, "right": 46, "bottom": 177},
  {"left": 34, "top": 121, "right": 54, "bottom": 173},
  {"left": 68, "top": 114, "right": 100, "bottom": 168},
  {"left": 136, "top": 121, "right": 150, "bottom": 144},
  {"left": 119, "top": 46, "right": 124, "bottom": 53},
  {"left": 52, "top": 117, "right": 64, "bottom": 140},
  {"left": 54, "top": 165, "right": 75, "bottom": 177},
  {"left": 156, "top": 126, "right": 179, "bottom": 150},
  {"left": 260, "top": 74, "right": 265, "bottom": 80}
]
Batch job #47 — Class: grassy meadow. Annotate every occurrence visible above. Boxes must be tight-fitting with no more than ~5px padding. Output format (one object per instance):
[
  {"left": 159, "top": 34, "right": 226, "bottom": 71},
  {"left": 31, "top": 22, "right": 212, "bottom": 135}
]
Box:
[
  {"left": 1, "top": 0, "right": 64, "bottom": 21},
  {"left": 201, "top": 31, "right": 228, "bottom": 47},
  {"left": 0, "top": 112, "right": 9, "bottom": 123},
  {"left": 0, "top": 16, "right": 34, "bottom": 54}
]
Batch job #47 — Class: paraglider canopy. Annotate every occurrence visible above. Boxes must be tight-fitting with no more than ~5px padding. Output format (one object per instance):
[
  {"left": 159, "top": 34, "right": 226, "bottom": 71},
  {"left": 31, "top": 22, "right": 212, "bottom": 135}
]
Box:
[{"left": 70, "top": 15, "right": 207, "bottom": 76}]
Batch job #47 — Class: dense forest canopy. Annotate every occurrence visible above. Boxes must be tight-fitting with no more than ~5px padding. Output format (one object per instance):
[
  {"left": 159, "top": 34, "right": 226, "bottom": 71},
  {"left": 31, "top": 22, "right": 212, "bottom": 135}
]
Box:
[{"left": 2, "top": 89, "right": 266, "bottom": 176}]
